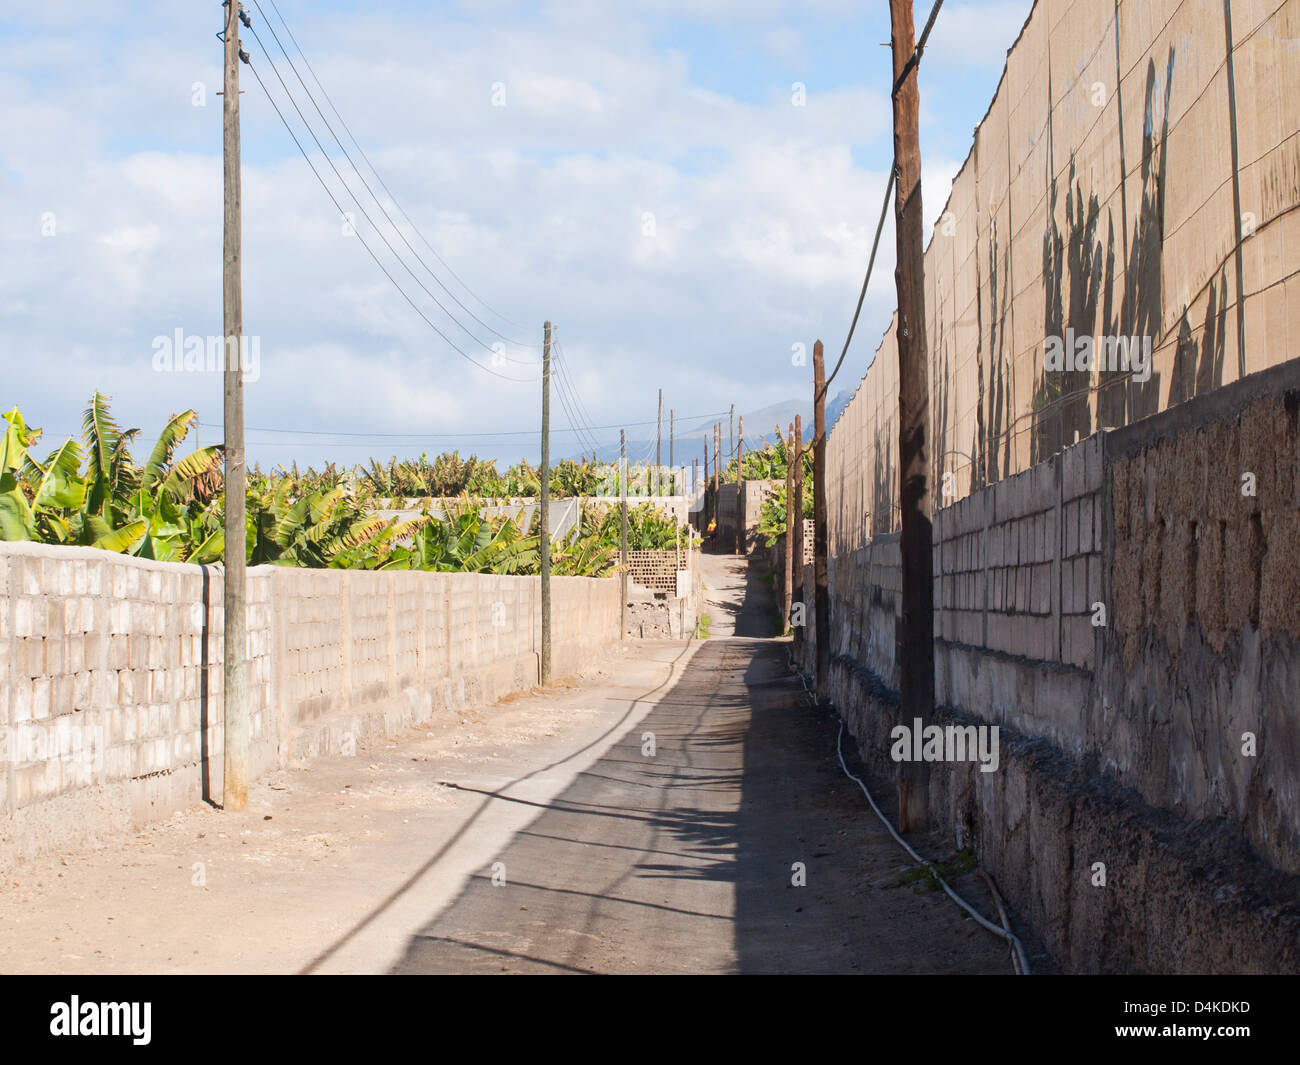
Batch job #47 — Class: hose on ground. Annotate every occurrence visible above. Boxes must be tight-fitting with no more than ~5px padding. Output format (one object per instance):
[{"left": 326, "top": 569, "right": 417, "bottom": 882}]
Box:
[{"left": 788, "top": 653, "right": 1032, "bottom": 976}]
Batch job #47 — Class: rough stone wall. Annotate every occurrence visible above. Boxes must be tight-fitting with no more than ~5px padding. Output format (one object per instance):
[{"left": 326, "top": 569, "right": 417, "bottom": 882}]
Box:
[
  {"left": 0, "top": 550, "right": 619, "bottom": 869},
  {"left": 810, "top": 361, "right": 1300, "bottom": 971},
  {"left": 1100, "top": 366, "right": 1300, "bottom": 877}
]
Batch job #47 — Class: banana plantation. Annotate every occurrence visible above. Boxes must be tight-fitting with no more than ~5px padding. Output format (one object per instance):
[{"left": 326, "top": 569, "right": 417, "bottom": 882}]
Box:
[{"left": 0, "top": 394, "right": 688, "bottom": 577}]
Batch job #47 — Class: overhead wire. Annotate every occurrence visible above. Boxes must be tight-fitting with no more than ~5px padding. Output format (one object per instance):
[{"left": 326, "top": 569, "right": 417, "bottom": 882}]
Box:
[
  {"left": 243, "top": 26, "right": 537, "bottom": 375},
  {"left": 823, "top": 0, "right": 946, "bottom": 398},
  {"left": 258, "top": 0, "right": 537, "bottom": 341},
  {"left": 242, "top": 54, "right": 534, "bottom": 384}
]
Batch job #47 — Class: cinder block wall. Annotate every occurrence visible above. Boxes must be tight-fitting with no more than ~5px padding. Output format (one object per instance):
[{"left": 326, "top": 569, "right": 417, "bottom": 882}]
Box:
[
  {"left": 0, "top": 549, "right": 619, "bottom": 869},
  {"left": 806, "top": 360, "right": 1300, "bottom": 971}
]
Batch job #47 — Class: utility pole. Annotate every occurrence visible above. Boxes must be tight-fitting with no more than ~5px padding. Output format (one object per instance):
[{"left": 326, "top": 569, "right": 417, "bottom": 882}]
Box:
[
  {"left": 891, "top": 0, "right": 933, "bottom": 833},
  {"left": 735, "top": 415, "right": 744, "bottom": 555},
  {"left": 539, "top": 320, "right": 552, "bottom": 686},
  {"left": 702, "top": 442, "right": 709, "bottom": 529},
  {"left": 620, "top": 429, "right": 628, "bottom": 639},
  {"left": 655, "top": 389, "right": 663, "bottom": 496},
  {"left": 669, "top": 409, "right": 675, "bottom": 494},
  {"left": 812, "top": 341, "right": 830, "bottom": 696},
  {"left": 728, "top": 405, "right": 735, "bottom": 478},
  {"left": 792, "top": 413, "right": 806, "bottom": 653},
  {"left": 783, "top": 422, "right": 794, "bottom": 634},
  {"left": 222, "top": 0, "right": 249, "bottom": 813},
  {"left": 713, "top": 423, "right": 720, "bottom": 528}
]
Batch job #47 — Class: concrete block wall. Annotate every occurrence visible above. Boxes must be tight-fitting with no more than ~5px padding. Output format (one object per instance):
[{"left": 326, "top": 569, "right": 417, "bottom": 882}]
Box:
[
  {"left": 0, "top": 548, "right": 619, "bottom": 868},
  {"left": 714, "top": 480, "right": 777, "bottom": 553},
  {"left": 812, "top": 359, "right": 1300, "bottom": 969}
]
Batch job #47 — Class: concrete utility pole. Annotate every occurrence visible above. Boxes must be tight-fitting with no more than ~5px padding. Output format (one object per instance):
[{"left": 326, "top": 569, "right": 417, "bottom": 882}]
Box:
[
  {"left": 620, "top": 429, "right": 628, "bottom": 639},
  {"left": 735, "top": 415, "right": 744, "bottom": 555},
  {"left": 891, "top": 0, "right": 933, "bottom": 833},
  {"left": 540, "top": 321, "right": 552, "bottom": 686},
  {"left": 655, "top": 389, "right": 663, "bottom": 496},
  {"left": 793, "top": 414, "right": 805, "bottom": 652},
  {"left": 222, "top": 0, "right": 249, "bottom": 813},
  {"left": 784, "top": 422, "right": 794, "bottom": 633}
]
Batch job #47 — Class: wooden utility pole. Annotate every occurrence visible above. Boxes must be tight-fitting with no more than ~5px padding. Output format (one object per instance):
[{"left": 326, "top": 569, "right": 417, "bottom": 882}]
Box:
[
  {"left": 539, "top": 320, "right": 552, "bottom": 686},
  {"left": 713, "top": 423, "right": 720, "bottom": 527},
  {"left": 735, "top": 415, "right": 744, "bottom": 555},
  {"left": 669, "top": 409, "right": 675, "bottom": 494},
  {"left": 792, "top": 413, "right": 806, "bottom": 652},
  {"left": 702, "top": 442, "right": 709, "bottom": 528},
  {"left": 655, "top": 389, "right": 663, "bottom": 496},
  {"left": 891, "top": 0, "right": 933, "bottom": 833},
  {"left": 812, "top": 341, "right": 830, "bottom": 694},
  {"left": 783, "top": 422, "right": 794, "bottom": 633},
  {"left": 222, "top": 0, "right": 249, "bottom": 813},
  {"left": 728, "top": 405, "right": 735, "bottom": 477},
  {"left": 619, "top": 429, "right": 628, "bottom": 639}
]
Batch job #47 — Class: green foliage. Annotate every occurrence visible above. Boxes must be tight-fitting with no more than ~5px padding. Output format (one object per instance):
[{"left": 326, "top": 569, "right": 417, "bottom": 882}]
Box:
[
  {"left": 3, "top": 398, "right": 687, "bottom": 578},
  {"left": 895, "top": 849, "right": 978, "bottom": 893},
  {"left": 2, "top": 395, "right": 224, "bottom": 562}
]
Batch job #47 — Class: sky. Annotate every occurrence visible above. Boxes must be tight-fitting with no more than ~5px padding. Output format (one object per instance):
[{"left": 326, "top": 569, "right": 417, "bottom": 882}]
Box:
[{"left": 0, "top": 0, "right": 1034, "bottom": 471}]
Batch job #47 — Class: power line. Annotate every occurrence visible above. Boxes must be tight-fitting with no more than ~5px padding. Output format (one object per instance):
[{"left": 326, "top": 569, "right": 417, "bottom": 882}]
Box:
[
  {"left": 243, "top": 54, "right": 534, "bottom": 384},
  {"left": 551, "top": 343, "right": 603, "bottom": 455},
  {"left": 248, "top": 2, "right": 538, "bottom": 360},
  {"left": 550, "top": 358, "right": 600, "bottom": 455},
  {"left": 824, "top": 0, "right": 945, "bottom": 397},
  {"left": 244, "top": 33, "right": 536, "bottom": 376},
  {"left": 261, "top": 0, "right": 535, "bottom": 337},
  {"left": 196, "top": 408, "right": 732, "bottom": 439}
]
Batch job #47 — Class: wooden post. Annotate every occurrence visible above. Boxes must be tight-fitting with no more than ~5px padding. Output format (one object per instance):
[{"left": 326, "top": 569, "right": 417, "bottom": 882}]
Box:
[
  {"left": 793, "top": 413, "right": 806, "bottom": 652},
  {"left": 891, "top": 0, "right": 933, "bottom": 833},
  {"left": 812, "top": 342, "right": 830, "bottom": 693},
  {"left": 539, "top": 320, "right": 552, "bottom": 685},
  {"left": 702, "top": 443, "right": 709, "bottom": 530},
  {"left": 783, "top": 421, "right": 794, "bottom": 634},
  {"left": 655, "top": 388, "right": 663, "bottom": 496},
  {"left": 222, "top": 0, "right": 249, "bottom": 813},
  {"left": 620, "top": 429, "right": 628, "bottom": 639},
  {"left": 713, "top": 423, "right": 720, "bottom": 529},
  {"left": 669, "top": 409, "right": 675, "bottom": 495},
  {"left": 736, "top": 415, "right": 744, "bottom": 555}
]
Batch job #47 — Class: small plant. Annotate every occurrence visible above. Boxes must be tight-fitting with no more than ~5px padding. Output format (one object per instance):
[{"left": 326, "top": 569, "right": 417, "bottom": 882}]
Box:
[{"left": 895, "top": 848, "right": 977, "bottom": 893}]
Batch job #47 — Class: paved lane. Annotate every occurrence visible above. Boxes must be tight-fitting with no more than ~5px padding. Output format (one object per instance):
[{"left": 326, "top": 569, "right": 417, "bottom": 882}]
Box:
[{"left": 392, "top": 636, "right": 1012, "bottom": 974}]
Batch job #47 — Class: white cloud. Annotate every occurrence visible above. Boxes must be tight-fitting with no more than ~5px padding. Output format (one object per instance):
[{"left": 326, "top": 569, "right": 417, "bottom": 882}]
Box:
[{"left": 0, "top": 0, "right": 1021, "bottom": 467}]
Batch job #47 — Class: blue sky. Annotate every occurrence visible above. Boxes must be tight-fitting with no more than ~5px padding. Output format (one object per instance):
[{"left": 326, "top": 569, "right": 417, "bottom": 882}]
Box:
[{"left": 0, "top": 0, "right": 1032, "bottom": 469}]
